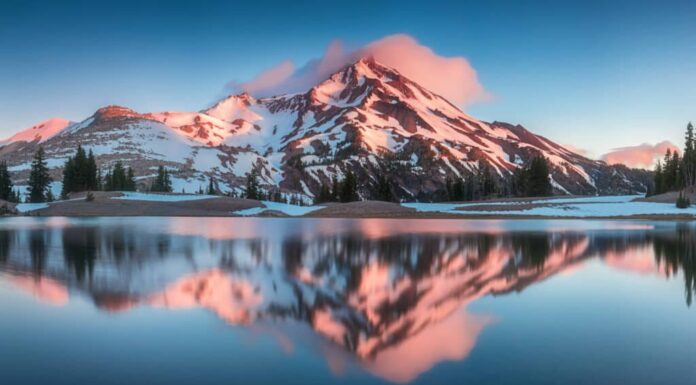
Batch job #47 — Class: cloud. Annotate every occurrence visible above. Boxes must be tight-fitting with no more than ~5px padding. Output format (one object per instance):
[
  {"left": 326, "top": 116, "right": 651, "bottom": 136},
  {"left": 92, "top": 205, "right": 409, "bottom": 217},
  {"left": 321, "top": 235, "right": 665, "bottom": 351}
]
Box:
[
  {"left": 227, "top": 34, "right": 489, "bottom": 107},
  {"left": 562, "top": 144, "right": 593, "bottom": 158},
  {"left": 226, "top": 60, "right": 294, "bottom": 96},
  {"left": 600, "top": 141, "right": 679, "bottom": 169}
]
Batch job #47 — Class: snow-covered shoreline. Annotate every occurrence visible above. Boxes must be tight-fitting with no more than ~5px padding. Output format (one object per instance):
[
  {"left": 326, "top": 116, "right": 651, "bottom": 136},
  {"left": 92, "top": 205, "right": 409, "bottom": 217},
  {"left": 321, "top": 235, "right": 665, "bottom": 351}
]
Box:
[
  {"left": 112, "top": 191, "right": 220, "bottom": 202},
  {"left": 402, "top": 195, "right": 696, "bottom": 218},
  {"left": 6, "top": 194, "right": 695, "bottom": 219},
  {"left": 233, "top": 201, "right": 325, "bottom": 217}
]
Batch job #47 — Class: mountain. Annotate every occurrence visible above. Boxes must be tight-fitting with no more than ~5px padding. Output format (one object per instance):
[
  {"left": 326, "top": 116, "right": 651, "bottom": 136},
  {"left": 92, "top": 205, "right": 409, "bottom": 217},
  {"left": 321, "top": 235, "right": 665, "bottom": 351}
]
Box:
[
  {"left": 0, "top": 118, "right": 73, "bottom": 146},
  {"left": 0, "top": 58, "right": 651, "bottom": 199}
]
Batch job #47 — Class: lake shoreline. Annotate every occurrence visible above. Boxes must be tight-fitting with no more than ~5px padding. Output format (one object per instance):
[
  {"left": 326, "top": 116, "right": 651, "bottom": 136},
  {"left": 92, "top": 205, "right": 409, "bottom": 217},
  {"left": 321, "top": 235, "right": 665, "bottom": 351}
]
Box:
[{"left": 3, "top": 191, "right": 695, "bottom": 221}]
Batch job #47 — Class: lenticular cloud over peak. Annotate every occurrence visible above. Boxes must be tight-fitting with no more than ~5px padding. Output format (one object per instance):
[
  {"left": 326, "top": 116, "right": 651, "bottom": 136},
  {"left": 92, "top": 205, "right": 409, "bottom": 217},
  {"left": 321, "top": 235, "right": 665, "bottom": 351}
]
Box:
[{"left": 227, "top": 34, "right": 490, "bottom": 107}]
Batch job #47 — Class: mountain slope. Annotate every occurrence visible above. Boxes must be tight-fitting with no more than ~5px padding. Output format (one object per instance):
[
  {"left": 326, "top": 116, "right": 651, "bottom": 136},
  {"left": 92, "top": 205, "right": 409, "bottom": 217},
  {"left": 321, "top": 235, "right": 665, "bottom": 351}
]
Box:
[
  {"left": 0, "top": 118, "right": 73, "bottom": 145},
  {"left": 0, "top": 58, "right": 651, "bottom": 198}
]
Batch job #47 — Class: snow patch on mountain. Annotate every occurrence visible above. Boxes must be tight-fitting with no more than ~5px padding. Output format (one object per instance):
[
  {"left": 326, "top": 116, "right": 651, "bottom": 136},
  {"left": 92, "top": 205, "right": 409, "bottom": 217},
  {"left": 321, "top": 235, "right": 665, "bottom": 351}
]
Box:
[{"left": 1, "top": 118, "right": 73, "bottom": 145}]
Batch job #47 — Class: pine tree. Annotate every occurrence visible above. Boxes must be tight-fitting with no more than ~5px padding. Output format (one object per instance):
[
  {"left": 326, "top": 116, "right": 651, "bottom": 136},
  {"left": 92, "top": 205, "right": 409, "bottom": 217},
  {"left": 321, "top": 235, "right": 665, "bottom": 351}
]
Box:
[
  {"left": 163, "top": 169, "right": 172, "bottom": 192},
  {"left": 126, "top": 167, "right": 136, "bottom": 191},
  {"left": 464, "top": 175, "right": 475, "bottom": 201},
  {"left": 0, "top": 161, "right": 14, "bottom": 202},
  {"left": 340, "top": 171, "right": 359, "bottom": 202},
  {"left": 315, "top": 181, "right": 333, "bottom": 204},
  {"left": 652, "top": 147, "right": 685, "bottom": 195},
  {"left": 103, "top": 170, "right": 113, "bottom": 191},
  {"left": 102, "top": 162, "right": 136, "bottom": 191},
  {"left": 376, "top": 174, "right": 395, "bottom": 202},
  {"left": 61, "top": 145, "right": 99, "bottom": 197},
  {"left": 526, "top": 156, "right": 552, "bottom": 197},
  {"left": 113, "top": 162, "right": 126, "bottom": 190},
  {"left": 87, "top": 150, "right": 98, "bottom": 190},
  {"left": 671, "top": 151, "right": 682, "bottom": 189},
  {"left": 331, "top": 176, "right": 340, "bottom": 202},
  {"left": 245, "top": 170, "right": 260, "bottom": 200},
  {"left": 27, "top": 147, "right": 52, "bottom": 203},
  {"left": 511, "top": 166, "right": 528, "bottom": 197},
  {"left": 207, "top": 176, "right": 217, "bottom": 195},
  {"left": 272, "top": 189, "right": 283, "bottom": 202},
  {"left": 654, "top": 161, "right": 664, "bottom": 194},
  {"left": 445, "top": 177, "right": 454, "bottom": 201},
  {"left": 150, "top": 165, "right": 172, "bottom": 192},
  {"left": 664, "top": 150, "right": 675, "bottom": 191},
  {"left": 61, "top": 158, "right": 74, "bottom": 198},
  {"left": 477, "top": 161, "right": 497, "bottom": 199},
  {"left": 152, "top": 165, "right": 163, "bottom": 192},
  {"left": 445, "top": 176, "right": 465, "bottom": 201},
  {"left": 683, "top": 122, "right": 696, "bottom": 187}
]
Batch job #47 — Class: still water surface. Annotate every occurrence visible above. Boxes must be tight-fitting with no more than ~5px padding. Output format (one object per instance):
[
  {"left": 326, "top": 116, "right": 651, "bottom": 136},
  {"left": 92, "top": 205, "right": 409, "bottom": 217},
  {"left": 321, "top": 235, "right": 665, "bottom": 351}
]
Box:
[{"left": 0, "top": 217, "right": 695, "bottom": 385}]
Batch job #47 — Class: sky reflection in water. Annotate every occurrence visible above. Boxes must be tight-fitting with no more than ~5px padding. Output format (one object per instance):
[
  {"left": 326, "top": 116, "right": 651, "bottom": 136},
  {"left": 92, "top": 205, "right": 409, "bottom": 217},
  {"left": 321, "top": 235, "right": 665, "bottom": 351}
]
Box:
[{"left": 0, "top": 218, "right": 695, "bottom": 385}]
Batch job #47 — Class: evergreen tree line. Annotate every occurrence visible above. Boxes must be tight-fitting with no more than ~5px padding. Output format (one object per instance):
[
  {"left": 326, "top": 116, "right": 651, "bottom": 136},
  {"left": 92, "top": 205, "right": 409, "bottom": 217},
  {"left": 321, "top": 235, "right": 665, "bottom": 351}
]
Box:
[
  {"left": 314, "top": 171, "right": 360, "bottom": 204},
  {"left": 445, "top": 160, "right": 498, "bottom": 202},
  {"left": 61, "top": 145, "right": 99, "bottom": 198},
  {"left": 19, "top": 146, "right": 178, "bottom": 203},
  {"left": 243, "top": 169, "right": 305, "bottom": 205},
  {"left": 651, "top": 122, "right": 696, "bottom": 197},
  {"left": 61, "top": 145, "right": 138, "bottom": 195},
  {"left": 103, "top": 161, "right": 136, "bottom": 191},
  {"left": 510, "top": 156, "right": 553, "bottom": 198},
  {"left": 444, "top": 157, "right": 551, "bottom": 202},
  {"left": 149, "top": 165, "right": 172, "bottom": 192}
]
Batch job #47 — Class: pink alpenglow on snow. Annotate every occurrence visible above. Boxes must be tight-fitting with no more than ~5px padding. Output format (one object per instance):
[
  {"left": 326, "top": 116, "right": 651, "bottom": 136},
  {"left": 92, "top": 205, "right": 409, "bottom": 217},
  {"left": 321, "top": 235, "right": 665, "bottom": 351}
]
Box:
[
  {"left": 601, "top": 141, "right": 680, "bottom": 169},
  {"left": 229, "top": 34, "right": 490, "bottom": 107},
  {"left": 0, "top": 118, "right": 72, "bottom": 145}
]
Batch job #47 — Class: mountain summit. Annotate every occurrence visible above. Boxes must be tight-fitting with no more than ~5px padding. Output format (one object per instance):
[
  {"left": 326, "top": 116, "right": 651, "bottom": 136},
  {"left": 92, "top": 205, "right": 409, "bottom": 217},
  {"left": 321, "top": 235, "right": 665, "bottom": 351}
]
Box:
[{"left": 0, "top": 59, "right": 650, "bottom": 198}]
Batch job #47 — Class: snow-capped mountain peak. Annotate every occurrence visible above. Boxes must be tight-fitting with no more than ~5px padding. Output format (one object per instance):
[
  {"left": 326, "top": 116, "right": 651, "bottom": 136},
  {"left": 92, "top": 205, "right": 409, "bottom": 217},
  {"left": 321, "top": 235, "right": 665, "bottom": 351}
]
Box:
[{"left": 0, "top": 59, "right": 651, "bottom": 198}]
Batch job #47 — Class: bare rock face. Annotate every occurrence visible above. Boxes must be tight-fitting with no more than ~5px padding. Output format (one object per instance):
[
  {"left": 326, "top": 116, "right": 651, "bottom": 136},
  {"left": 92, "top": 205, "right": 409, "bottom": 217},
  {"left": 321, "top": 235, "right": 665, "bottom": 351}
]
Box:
[{"left": 0, "top": 58, "right": 651, "bottom": 199}]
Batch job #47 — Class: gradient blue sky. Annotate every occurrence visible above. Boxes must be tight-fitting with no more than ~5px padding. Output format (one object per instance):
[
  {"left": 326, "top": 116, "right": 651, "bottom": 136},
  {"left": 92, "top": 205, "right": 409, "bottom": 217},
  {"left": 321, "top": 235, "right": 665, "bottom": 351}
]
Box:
[{"left": 1, "top": 0, "right": 694, "bottom": 158}]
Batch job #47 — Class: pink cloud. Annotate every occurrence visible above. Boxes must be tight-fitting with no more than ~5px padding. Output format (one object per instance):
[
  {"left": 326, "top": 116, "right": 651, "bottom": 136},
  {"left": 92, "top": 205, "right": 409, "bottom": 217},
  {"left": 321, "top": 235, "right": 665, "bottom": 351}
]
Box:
[
  {"left": 562, "top": 144, "right": 593, "bottom": 158},
  {"left": 600, "top": 141, "right": 680, "bottom": 169},
  {"left": 226, "top": 60, "right": 294, "bottom": 95},
  {"left": 227, "top": 34, "right": 489, "bottom": 107}
]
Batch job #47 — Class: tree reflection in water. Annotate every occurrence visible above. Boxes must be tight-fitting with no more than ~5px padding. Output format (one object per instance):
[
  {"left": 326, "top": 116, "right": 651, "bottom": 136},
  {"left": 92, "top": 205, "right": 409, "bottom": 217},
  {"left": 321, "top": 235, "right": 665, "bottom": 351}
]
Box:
[
  {"left": 654, "top": 225, "right": 696, "bottom": 305},
  {"left": 1, "top": 219, "right": 695, "bottom": 383}
]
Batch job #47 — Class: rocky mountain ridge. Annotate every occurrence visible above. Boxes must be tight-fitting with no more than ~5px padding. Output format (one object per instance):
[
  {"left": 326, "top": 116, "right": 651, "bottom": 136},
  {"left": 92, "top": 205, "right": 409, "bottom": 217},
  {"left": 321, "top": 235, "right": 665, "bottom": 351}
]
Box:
[{"left": 0, "top": 58, "right": 651, "bottom": 199}]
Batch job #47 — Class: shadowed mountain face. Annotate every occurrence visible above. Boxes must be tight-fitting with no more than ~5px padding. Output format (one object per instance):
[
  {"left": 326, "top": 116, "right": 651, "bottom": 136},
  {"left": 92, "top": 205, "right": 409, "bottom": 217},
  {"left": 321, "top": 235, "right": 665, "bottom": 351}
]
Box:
[
  {"left": 0, "top": 218, "right": 693, "bottom": 383},
  {"left": 0, "top": 59, "right": 651, "bottom": 198}
]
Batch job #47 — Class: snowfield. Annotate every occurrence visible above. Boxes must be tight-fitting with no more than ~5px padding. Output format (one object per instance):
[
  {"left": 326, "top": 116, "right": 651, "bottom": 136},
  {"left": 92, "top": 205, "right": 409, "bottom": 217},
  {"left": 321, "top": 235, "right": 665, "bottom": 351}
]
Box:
[
  {"left": 402, "top": 195, "right": 696, "bottom": 217},
  {"left": 233, "top": 201, "right": 325, "bottom": 217},
  {"left": 15, "top": 203, "right": 49, "bottom": 213},
  {"left": 112, "top": 192, "right": 220, "bottom": 202}
]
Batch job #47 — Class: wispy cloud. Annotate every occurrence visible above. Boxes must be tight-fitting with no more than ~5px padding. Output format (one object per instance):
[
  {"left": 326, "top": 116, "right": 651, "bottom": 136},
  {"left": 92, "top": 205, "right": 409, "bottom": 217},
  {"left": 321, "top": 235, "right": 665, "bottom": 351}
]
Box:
[{"left": 226, "top": 34, "right": 490, "bottom": 107}]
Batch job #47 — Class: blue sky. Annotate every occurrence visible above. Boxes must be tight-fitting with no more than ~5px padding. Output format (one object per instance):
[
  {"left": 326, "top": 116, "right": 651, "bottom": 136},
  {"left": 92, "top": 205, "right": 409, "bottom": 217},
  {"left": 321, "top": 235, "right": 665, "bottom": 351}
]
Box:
[{"left": 1, "top": 0, "right": 694, "bottom": 158}]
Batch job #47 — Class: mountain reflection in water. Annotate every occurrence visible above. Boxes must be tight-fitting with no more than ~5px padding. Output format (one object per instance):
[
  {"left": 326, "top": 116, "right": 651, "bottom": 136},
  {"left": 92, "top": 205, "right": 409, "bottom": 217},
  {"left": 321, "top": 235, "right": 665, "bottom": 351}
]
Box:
[{"left": 0, "top": 218, "right": 694, "bottom": 383}]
